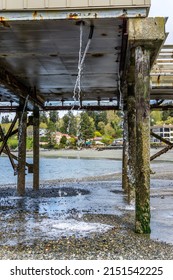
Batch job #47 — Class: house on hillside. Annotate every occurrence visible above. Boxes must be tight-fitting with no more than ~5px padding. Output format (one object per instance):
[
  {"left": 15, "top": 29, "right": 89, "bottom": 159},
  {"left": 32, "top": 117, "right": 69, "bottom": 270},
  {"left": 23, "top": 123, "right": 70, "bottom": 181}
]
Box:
[
  {"left": 151, "top": 125, "right": 173, "bottom": 143},
  {"left": 55, "top": 132, "right": 71, "bottom": 144}
]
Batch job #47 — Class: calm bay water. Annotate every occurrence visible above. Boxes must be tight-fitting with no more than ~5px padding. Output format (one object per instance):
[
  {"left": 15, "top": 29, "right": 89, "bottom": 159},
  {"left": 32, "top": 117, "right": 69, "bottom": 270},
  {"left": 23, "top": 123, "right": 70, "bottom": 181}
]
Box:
[{"left": 0, "top": 156, "right": 122, "bottom": 185}]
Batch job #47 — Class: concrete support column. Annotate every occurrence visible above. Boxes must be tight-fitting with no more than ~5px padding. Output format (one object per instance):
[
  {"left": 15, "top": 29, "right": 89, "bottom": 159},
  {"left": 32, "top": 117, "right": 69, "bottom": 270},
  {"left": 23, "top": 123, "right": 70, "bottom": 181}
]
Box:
[
  {"left": 17, "top": 103, "right": 27, "bottom": 196},
  {"left": 135, "top": 46, "right": 151, "bottom": 234},
  {"left": 33, "top": 106, "right": 40, "bottom": 190}
]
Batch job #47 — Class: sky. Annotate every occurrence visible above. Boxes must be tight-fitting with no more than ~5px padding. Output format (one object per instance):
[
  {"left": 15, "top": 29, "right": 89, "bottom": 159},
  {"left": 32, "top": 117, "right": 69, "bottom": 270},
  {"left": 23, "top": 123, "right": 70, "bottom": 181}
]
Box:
[{"left": 149, "top": 0, "right": 173, "bottom": 44}]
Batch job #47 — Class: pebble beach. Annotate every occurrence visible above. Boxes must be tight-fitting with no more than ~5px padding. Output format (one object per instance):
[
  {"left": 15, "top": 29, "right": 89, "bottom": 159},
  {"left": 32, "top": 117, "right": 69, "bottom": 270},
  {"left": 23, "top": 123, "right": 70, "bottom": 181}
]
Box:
[{"left": 0, "top": 148, "right": 173, "bottom": 260}]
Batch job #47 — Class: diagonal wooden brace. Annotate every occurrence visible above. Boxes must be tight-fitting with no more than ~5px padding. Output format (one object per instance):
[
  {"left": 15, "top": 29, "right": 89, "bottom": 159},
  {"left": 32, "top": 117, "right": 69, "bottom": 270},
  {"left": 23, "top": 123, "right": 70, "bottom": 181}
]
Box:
[
  {"left": 0, "top": 116, "right": 33, "bottom": 143},
  {"left": 150, "top": 130, "right": 173, "bottom": 161},
  {"left": 0, "top": 125, "right": 17, "bottom": 172},
  {"left": 0, "top": 114, "right": 18, "bottom": 155},
  {"left": 0, "top": 123, "right": 33, "bottom": 174}
]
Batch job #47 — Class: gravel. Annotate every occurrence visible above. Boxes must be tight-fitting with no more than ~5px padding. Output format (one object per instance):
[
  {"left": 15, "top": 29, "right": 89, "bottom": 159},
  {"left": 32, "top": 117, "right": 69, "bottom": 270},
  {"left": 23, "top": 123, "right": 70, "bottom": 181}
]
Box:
[
  {"left": 0, "top": 213, "right": 173, "bottom": 260},
  {"left": 0, "top": 175, "right": 173, "bottom": 260}
]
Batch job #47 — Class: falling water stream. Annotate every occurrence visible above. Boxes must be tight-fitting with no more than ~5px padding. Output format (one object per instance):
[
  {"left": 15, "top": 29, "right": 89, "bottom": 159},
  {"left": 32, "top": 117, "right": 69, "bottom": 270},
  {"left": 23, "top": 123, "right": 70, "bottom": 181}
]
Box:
[{"left": 73, "top": 22, "right": 92, "bottom": 104}]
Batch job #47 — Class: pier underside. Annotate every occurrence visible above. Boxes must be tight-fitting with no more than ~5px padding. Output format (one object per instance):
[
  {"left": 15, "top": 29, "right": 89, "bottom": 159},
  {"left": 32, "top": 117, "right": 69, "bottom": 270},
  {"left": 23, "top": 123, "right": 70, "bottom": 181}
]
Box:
[{"left": 0, "top": 11, "right": 172, "bottom": 234}]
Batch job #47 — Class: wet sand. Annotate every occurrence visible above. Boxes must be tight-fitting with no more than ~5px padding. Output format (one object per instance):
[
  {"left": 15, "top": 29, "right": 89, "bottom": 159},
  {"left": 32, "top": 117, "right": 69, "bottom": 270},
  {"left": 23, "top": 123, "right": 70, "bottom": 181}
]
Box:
[
  {"left": 0, "top": 148, "right": 173, "bottom": 260},
  {"left": 36, "top": 147, "right": 173, "bottom": 161}
]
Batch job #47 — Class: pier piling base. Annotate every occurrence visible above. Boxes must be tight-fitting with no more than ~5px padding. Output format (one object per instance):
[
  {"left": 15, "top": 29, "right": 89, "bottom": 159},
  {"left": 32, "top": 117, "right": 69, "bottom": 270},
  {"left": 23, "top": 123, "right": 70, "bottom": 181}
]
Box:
[
  {"left": 17, "top": 102, "right": 27, "bottom": 196},
  {"left": 33, "top": 106, "right": 40, "bottom": 191}
]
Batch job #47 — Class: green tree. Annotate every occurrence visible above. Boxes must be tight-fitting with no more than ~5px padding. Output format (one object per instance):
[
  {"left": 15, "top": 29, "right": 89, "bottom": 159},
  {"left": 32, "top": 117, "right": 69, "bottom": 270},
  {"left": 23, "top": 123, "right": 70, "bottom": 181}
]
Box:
[
  {"left": 164, "top": 116, "right": 173, "bottom": 124},
  {"left": 1, "top": 115, "right": 10, "bottom": 124},
  {"left": 79, "top": 112, "right": 95, "bottom": 145},
  {"left": 88, "top": 111, "right": 107, "bottom": 131},
  {"left": 162, "top": 110, "right": 173, "bottom": 121},
  {"left": 60, "top": 135, "right": 67, "bottom": 145},
  {"left": 106, "top": 111, "right": 122, "bottom": 138},
  {"left": 150, "top": 111, "right": 163, "bottom": 125},
  {"left": 104, "top": 123, "right": 115, "bottom": 137},
  {"left": 46, "top": 120, "right": 56, "bottom": 148},
  {"left": 61, "top": 111, "right": 77, "bottom": 135},
  {"left": 94, "top": 131, "right": 102, "bottom": 137},
  {"left": 97, "top": 121, "right": 105, "bottom": 135},
  {"left": 26, "top": 137, "right": 33, "bottom": 150},
  {"left": 49, "top": 111, "right": 59, "bottom": 123},
  {"left": 40, "top": 111, "right": 48, "bottom": 124}
]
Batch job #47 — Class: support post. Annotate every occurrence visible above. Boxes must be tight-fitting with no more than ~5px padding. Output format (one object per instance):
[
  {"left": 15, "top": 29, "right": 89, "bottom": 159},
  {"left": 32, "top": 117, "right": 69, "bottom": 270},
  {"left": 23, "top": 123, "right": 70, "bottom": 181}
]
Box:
[
  {"left": 17, "top": 103, "right": 27, "bottom": 196},
  {"left": 126, "top": 17, "right": 166, "bottom": 233},
  {"left": 122, "top": 110, "right": 129, "bottom": 193},
  {"left": 127, "top": 82, "right": 136, "bottom": 203},
  {"left": 135, "top": 46, "right": 151, "bottom": 234},
  {"left": 122, "top": 96, "right": 129, "bottom": 194},
  {"left": 33, "top": 106, "right": 40, "bottom": 190}
]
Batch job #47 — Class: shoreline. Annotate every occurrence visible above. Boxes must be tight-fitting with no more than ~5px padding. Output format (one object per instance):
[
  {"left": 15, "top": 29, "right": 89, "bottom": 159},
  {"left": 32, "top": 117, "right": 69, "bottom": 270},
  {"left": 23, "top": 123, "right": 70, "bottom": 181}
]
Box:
[
  {"left": 1, "top": 149, "right": 173, "bottom": 259},
  {"left": 2, "top": 147, "right": 173, "bottom": 162}
]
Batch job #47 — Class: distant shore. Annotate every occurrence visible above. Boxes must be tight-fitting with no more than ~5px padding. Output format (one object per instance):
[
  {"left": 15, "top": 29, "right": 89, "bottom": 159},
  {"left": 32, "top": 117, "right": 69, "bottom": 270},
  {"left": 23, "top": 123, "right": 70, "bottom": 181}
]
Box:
[
  {"left": 2, "top": 147, "right": 173, "bottom": 181},
  {"left": 22, "top": 147, "right": 173, "bottom": 162}
]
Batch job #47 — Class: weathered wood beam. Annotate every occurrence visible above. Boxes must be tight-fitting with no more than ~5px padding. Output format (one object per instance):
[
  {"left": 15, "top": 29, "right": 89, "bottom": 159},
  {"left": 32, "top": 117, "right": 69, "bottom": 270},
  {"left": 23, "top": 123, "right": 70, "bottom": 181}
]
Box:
[
  {"left": 0, "top": 106, "right": 18, "bottom": 112},
  {"left": 135, "top": 46, "right": 151, "bottom": 234},
  {"left": 150, "top": 131, "right": 173, "bottom": 161},
  {"left": 0, "top": 119, "right": 32, "bottom": 143},
  {"left": 150, "top": 146, "right": 173, "bottom": 161},
  {"left": 33, "top": 106, "right": 40, "bottom": 190},
  {"left": 122, "top": 103, "right": 129, "bottom": 194},
  {"left": 127, "top": 17, "right": 166, "bottom": 234},
  {"left": 128, "top": 17, "right": 166, "bottom": 66},
  {"left": 0, "top": 114, "right": 18, "bottom": 155},
  {"left": 0, "top": 68, "right": 44, "bottom": 107},
  {"left": 2, "top": 149, "right": 33, "bottom": 171},
  {"left": 0, "top": 125, "right": 17, "bottom": 172},
  {"left": 127, "top": 82, "right": 136, "bottom": 203},
  {"left": 151, "top": 105, "right": 173, "bottom": 110},
  {"left": 17, "top": 103, "right": 27, "bottom": 196},
  {"left": 150, "top": 130, "right": 173, "bottom": 146},
  {"left": 43, "top": 105, "right": 119, "bottom": 111}
]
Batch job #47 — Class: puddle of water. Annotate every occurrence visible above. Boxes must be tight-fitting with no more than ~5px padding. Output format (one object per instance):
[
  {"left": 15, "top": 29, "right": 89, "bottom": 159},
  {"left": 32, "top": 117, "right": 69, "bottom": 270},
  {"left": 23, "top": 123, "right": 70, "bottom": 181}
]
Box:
[{"left": 0, "top": 180, "right": 173, "bottom": 246}]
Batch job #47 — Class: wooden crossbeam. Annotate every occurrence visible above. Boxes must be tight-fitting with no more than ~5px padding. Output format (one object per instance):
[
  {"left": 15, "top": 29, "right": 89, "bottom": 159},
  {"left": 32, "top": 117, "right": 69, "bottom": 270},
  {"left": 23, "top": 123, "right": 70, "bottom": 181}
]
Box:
[
  {"left": 150, "top": 130, "right": 172, "bottom": 146},
  {"left": 43, "top": 105, "right": 119, "bottom": 111},
  {"left": 0, "top": 114, "right": 33, "bottom": 174},
  {"left": 0, "top": 117, "right": 33, "bottom": 143},
  {"left": 150, "top": 130, "right": 173, "bottom": 161},
  {"left": 0, "top": 125, "right": 17, "bottom": 172},
  {"left": 150, "top": 145, "right": 173, "bottom": 161},
  {"left": 2, "top": 150, "right": 33, "bottom": 174},
  {"left": 0, "top": 114, "right": 18, "bottom": 155},
  {"left": 0, "top": 68, "right": 44, "bottom": 108}
]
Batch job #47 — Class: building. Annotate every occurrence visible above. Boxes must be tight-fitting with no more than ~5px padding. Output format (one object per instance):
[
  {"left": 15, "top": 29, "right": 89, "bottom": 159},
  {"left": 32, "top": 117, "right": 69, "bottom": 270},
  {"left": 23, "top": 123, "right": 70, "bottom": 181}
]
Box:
[
  {"left": 55, "top": 132, "right": 71, "bottom": 144},
  {"left": 151, "top": 125, "right": 173, "bottom": 143}
]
